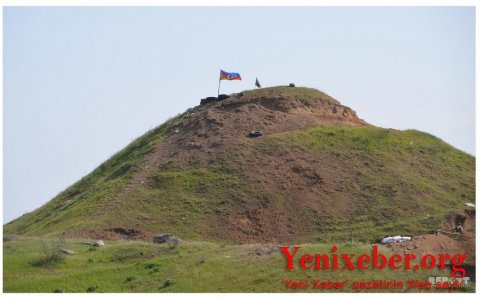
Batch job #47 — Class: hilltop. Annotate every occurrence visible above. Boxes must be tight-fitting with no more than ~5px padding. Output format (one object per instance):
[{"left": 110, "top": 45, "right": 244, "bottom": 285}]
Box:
[{"left": 4, "top": 86, "right": 475, "bottom": 245}]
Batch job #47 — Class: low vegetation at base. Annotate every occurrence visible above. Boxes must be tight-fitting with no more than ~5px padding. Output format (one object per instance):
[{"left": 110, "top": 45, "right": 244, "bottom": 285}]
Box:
[
  {"left": 31, "top": 238, "right": 66, "bottom": 267},
  {"left": 3, "top": 236, "right": 474, "bottom": 293}
]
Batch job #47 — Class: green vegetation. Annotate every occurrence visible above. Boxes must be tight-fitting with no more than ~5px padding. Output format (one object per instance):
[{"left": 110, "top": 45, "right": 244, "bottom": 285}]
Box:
[
  {"left": 253, "top": 126, "right": 475, "bottom": 242},
  {"left": 4, "top": 122, "right": 475, "bottom": 244},
  {"left": 241, "top": 86, "right": 340, "bottom": 104},
  {"left": 30, "top": 237, "right": 67, "bottom": 268},
  {"left": 3, "top": 87, "right": 475, "bottom": 293},
  {"left": 4, "top": 112, "right": 188, "bottom": 236},
  {"left": 4, "top": 236, "right": 473, "bottom": 293}
]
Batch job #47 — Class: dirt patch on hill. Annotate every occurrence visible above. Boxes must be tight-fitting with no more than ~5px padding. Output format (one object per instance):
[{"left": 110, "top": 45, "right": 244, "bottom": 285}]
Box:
[
  {"left": 64, "top": 228, "right": 155, "bottom": 241},
  {"left": 95, "top": 87, "right": 370, "bottom": 243},
  {"left": 380, "top": 210, "right": 475, "bottom": 276},
  {"left": 24, "top": 87, "right": 471, "bottom": 249}
]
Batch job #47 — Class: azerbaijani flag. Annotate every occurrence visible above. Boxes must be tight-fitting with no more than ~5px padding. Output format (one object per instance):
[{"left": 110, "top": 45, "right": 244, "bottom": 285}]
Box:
[{"left": 220, "top": 70, "right": 242, "bottom": 80}]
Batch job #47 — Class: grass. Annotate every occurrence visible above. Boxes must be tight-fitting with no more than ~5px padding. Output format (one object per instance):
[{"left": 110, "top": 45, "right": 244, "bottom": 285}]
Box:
[
  {"left": 31, "top": 238, "right": 67, "bottom": 267},
  {"left": 4, "top": 123, "right": 474, "bottom": 245},
  {"left": 251, "top": 125, "right": 475, "bottom": 243},
  {"left": 4, "top": 112, "right": 188, "bottom": 236},
  {"left": 240, "top": 86, "right": 340, "bottom": 104},
  {"left": 4, "top": 236, "right": 474, "bottom": 293},
  {"left": 3, "top": 85, "right": 474, "bottom": 248},
  {"left": 100, "top": 165, "right": 242, "bottom": 240},
  {"left": 2, "top": 87, "right": 475, "bottom": 293},
  {"left": 31, "top": 252, "right": 65, "bottom": 268}
]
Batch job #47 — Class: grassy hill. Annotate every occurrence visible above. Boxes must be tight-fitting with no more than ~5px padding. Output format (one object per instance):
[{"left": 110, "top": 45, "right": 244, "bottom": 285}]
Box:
[{"left": 4, "top": 87, "right": 475, "bottom": 244}]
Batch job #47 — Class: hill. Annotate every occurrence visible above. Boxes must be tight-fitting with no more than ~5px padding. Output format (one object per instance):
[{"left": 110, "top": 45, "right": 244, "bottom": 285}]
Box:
[{"left": 4, "top": 86, "right": 475, "bottom": 244}]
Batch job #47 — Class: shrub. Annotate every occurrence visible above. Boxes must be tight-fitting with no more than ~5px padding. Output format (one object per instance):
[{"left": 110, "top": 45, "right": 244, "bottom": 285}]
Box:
[
  {"left": 86, "top": 285, "right": 99, "bottom": 293},
  {"left": 54, "top": 288, "right": 65, "bottom": 293},
  {"left": 145, "top": 262, "right": 160, "bottom": 273},
  {"left": 32, "top": 253, "right": 65, "bottom": 267},
  {"left": 125, "top": 275, "right": 136, "bottom": 282},
  {"left": 144, "top": 262, "right": 159, "bottom": 269},
  {"left": 163, "top": 279, "right": 176, "bottom": 287},
  {"left": 32, "top": 238, "right": 66, "bottom": 267}
]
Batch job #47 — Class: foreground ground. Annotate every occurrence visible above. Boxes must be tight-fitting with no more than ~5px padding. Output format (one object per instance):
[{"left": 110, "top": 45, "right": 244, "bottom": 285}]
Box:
[{"left": 3, "top": 235, "right": 474, "bottom": 293}]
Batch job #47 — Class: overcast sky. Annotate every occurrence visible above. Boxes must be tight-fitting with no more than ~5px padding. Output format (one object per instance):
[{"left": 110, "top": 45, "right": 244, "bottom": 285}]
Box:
[{"left": 4, "top": 7, "right": 475, "bottom": 223}]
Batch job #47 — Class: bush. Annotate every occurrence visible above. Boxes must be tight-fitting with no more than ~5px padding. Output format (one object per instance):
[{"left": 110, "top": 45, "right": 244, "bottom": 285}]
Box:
[
  {"left": 145, "top": 262, "right": 160, "bottom": 274},
  {"left": 54, "top": 288, "right": 65, "bottom": 293},
  {"left": 32, "top": 253, "right": 65, "bottom": 267},
  {"left": 32, "top": 238, "right": 66, "bottom": 267},
  {"left": 125, "top": 275, "right": 136, "bottom": 282},
  {"left": 163, "top": 279, "right": 176, "bottom": 287},
  {"left": 144, "top": 262, "right": 159, "bottom": 269},
  {"left": 86, "top": 285, "right": 99, "bottom": 293}
]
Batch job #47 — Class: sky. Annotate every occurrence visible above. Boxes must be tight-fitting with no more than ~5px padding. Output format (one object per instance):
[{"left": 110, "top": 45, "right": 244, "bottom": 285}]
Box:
[{"left": 3, "top": 7, "right": 475, "bottom": 223}]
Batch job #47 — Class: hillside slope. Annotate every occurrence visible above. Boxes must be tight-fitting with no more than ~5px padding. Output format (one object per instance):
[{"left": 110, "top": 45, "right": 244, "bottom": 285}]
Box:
[{"left": 4, "top": 86, "right": 475, "bottom": 244}]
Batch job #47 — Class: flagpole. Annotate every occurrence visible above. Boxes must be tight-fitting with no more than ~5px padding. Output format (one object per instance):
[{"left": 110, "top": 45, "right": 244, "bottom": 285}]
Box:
[{"left": 217, "top": 76, "right": 221, "bottom": 98}]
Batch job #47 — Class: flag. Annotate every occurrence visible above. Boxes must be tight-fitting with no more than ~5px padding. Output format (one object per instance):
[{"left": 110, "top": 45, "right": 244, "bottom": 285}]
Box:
[
  {"left": 255, "top": 78, "right": 261, "bottom": 88},
  {"left": 220, "top": 70, "right": 241, "bottom": 80}
]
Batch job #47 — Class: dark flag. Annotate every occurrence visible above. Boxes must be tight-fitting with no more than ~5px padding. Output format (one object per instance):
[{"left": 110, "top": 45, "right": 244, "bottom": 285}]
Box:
[{"left": 255, "top": 78, "right": 261, "bottom": 88}]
